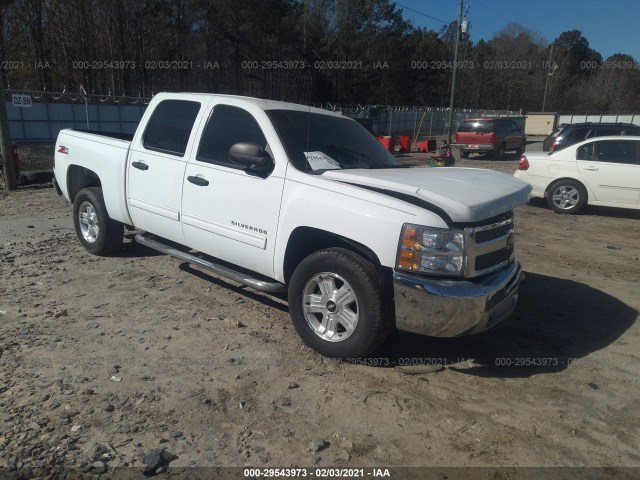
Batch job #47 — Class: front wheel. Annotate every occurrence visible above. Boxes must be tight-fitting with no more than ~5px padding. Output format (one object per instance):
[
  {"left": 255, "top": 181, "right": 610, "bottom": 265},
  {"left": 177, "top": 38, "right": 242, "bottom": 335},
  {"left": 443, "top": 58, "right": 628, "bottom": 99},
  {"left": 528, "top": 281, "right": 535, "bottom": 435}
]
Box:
[
  {"left": 546, "top": 180, "right": 587, "bottom": 214},
  {"left": 460, "top": 150, "right": 470, "bottom": 159},
  {"left": 288, "top": 248, "right": 390, "bottom": 358},
  {"left": 73, "top": 187, "right": 123, "bottom": 255}
]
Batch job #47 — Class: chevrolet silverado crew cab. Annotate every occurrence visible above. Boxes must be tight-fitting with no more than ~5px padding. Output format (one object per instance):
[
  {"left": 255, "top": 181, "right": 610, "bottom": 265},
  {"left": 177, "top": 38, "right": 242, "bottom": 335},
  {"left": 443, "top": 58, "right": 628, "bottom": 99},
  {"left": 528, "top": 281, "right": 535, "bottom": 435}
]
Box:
[{"left": 53, "top": 93, "right": 531, "bottom": 358}]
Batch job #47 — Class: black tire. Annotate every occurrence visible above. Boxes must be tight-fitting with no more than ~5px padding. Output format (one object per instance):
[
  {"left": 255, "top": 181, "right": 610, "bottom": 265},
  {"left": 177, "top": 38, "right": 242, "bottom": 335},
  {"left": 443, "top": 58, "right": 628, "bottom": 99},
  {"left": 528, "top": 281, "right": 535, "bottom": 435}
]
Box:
[
  {"left": 460, "top": 150, "right": 470, "bottom": 159},
  {"left": 288, "top": 248, "right": 390, "bottom": 358},
  {"left": 492, "top": 143, "right": 505, "bottom": 160},
  {"left": 546, "top": 179, "right": 587, "bottom": 214},
  {"left": 73, "top": 187, "right": 123, "bottom": 255}
]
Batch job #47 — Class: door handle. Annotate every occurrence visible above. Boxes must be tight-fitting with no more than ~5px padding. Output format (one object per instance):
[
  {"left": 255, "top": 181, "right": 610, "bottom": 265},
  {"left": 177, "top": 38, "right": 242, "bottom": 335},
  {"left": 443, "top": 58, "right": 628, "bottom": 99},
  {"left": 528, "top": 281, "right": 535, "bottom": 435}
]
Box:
[
  {"left": 584, "top": 166, "right": 599, "bottom": 171},
  {"left": 187, "top": 175, "right": 209, "bottom": 186},
  {"left": 132, "top": 161, "right": 149, "bottom": 171}
]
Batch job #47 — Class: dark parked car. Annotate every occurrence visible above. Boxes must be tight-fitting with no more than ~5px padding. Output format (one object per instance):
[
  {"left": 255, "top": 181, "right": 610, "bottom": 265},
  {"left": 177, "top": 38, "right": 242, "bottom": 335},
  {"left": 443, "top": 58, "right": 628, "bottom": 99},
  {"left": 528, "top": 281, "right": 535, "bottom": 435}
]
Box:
[
  {"left": 542, "top": 124, "right": 566, "bottom": 152},
  {"left": 453, "top": 118, "right": 526, "bottom": 160},
  {"left": 544, "top": 122, "right": 640, "bottom": 152}
]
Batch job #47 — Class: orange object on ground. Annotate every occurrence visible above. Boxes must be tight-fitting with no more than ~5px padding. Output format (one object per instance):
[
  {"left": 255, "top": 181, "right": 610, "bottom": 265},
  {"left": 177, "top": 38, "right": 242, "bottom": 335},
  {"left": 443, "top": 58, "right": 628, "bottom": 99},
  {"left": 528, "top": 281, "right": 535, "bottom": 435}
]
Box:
[
  {"left": 418, "top": 139, "right": 437, "bottom": 153},
  {"left": 376, "top": 136, "right": 394, "bottom": 152}
]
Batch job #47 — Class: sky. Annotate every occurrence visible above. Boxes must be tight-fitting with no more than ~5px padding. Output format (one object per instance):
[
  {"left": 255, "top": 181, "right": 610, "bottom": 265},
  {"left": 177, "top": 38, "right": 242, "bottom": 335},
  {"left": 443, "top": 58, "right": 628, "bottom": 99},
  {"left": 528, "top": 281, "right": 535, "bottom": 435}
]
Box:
[{"left": 397, "top": 0, "right": 640, "bottom": 61}]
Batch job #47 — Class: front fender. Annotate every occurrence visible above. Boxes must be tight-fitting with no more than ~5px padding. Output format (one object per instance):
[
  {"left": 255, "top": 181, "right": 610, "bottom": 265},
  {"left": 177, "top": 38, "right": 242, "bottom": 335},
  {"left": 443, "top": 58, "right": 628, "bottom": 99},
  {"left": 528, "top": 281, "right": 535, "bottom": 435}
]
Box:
[{"left": 273, "top": 179, "right": 447, "bottom": 282}]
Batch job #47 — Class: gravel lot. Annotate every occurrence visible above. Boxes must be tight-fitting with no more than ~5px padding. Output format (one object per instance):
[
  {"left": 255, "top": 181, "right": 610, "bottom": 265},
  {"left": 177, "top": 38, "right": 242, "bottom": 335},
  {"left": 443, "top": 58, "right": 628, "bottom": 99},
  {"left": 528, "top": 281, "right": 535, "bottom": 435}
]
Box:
[{"left": 1, "top": 137, "right": 639, "bottom": 477}]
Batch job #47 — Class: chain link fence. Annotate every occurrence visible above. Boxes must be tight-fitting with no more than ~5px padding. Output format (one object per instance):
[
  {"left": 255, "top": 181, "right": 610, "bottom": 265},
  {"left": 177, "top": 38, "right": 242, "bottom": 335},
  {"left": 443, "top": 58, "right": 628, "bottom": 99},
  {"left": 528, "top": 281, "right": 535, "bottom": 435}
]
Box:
[
  {"left": 5, "top": 89, "right": 149, "bottom": 174},
  {"left": 317, "top": 104, "right": 522, "bottom": 143}
]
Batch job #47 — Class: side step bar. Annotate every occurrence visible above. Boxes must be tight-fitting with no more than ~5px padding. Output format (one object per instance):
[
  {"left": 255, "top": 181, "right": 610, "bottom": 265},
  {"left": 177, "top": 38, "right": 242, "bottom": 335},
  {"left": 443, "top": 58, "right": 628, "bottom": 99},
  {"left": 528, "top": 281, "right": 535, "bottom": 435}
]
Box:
[{"left": 134, "top": 233, "right": 287, "bottom": 293}]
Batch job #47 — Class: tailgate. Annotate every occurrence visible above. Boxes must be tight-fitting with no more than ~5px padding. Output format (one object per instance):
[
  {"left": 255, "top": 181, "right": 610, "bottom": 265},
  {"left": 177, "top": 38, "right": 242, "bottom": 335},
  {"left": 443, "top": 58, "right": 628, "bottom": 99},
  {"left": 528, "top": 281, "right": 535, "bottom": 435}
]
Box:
[{"left": 456, "top": 131, "right": 494, "bottom": 145}]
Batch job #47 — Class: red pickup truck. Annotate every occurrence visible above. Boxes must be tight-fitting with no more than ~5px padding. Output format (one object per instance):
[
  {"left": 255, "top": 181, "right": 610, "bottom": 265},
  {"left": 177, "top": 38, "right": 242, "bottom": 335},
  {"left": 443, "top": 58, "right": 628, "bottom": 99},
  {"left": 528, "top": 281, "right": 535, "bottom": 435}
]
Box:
[{"left": 453, "top": 118, "right": 526, "bottom": 160}]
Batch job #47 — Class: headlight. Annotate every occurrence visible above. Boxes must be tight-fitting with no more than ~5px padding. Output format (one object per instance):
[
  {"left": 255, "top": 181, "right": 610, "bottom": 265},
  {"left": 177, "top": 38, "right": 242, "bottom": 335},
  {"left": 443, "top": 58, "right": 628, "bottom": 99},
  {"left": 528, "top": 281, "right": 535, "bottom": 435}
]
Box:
[{"left": 396, "top": 224, "right": 466, "bottom": 276}]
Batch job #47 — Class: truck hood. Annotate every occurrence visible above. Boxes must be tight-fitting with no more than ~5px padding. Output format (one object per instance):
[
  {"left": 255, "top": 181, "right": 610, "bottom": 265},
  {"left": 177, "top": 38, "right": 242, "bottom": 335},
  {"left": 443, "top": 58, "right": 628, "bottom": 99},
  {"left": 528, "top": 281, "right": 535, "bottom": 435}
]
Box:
[{"left": 322, "top": 167, "right": 532, "bottom": 223}]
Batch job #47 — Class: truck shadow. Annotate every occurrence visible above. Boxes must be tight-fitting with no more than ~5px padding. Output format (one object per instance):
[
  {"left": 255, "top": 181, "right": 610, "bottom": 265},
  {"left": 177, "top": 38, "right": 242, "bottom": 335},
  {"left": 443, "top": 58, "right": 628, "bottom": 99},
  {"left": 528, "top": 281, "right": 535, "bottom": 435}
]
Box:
[
  {"left": 178, "top": 263, "right": 289, "bottom": 312},
  {"left": 111, "top": 237, "right": 164, "bottom": 258},
  {"left": 374, "top": 272, "right": 637, "bottom": 378}
]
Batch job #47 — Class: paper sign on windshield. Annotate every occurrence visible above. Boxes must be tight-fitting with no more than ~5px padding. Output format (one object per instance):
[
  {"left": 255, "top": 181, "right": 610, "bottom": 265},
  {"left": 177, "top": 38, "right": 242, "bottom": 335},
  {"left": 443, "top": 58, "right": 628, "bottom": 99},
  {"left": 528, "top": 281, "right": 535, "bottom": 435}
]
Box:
[{"left": 304, "top": 151, "right": 341, "bottom": 171}]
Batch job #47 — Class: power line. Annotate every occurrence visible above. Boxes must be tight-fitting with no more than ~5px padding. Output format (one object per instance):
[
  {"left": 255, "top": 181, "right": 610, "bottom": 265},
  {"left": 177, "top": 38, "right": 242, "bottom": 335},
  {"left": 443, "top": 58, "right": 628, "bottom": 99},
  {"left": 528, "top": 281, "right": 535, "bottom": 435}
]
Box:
[
  {"left": 394, "top": 2, "right": 447, "bottom": 25},
  {"left": 394, "top": 1, "right": 494, "bottom": 39}
]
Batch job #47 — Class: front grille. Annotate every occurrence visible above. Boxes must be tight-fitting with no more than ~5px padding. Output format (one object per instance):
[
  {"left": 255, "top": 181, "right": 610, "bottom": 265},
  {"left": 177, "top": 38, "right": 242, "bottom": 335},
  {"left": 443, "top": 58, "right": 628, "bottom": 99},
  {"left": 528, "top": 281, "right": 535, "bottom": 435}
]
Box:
[
  {"left": 463, "top": 213, "right": 515, "bottom": 277},
  {"left": 475, "top": 246, "right": 514, "bottom": 271},
  {"left": 474, "top": 223, "right": 512, "bottom": 243}
]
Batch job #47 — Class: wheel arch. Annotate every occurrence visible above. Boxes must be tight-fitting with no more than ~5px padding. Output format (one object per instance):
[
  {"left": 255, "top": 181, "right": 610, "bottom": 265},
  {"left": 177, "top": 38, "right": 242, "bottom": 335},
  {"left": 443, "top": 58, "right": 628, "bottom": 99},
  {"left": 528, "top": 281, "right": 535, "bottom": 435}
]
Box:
[
  {"left": 67, "top": 165, "right": 102, "bottom": 202},
  {"left": 282, "top": 226, "right": 384, "bottom": 285}
]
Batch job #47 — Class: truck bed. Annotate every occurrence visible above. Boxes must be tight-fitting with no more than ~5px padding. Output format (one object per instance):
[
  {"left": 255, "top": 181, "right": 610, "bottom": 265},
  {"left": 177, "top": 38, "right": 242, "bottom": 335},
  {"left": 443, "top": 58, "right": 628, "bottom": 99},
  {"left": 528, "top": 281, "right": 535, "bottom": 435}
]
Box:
[{"left": 54, "top": 128, "right": 133, "bottom": 225}]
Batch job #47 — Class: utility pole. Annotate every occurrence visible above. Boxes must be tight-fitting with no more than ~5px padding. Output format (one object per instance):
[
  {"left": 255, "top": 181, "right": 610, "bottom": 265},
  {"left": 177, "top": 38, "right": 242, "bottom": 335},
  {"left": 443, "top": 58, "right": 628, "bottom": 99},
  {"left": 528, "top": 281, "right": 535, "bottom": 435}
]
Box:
[
  {"left": 446, "top": 0, "right": 464, "bottom": 145},
  {"left": 542, "top": 43, "right": 554, "bottom": 112},
  {"left": 0, "top": 74, "right": 17, "bottom": 191}
]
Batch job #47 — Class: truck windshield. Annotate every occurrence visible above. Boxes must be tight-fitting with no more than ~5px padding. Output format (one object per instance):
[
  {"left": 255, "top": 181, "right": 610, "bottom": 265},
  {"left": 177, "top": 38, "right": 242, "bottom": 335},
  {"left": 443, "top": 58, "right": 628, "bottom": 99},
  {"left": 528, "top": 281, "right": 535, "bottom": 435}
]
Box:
[{"left": 266, "top": 109, "right": 402, "bottom": 173}]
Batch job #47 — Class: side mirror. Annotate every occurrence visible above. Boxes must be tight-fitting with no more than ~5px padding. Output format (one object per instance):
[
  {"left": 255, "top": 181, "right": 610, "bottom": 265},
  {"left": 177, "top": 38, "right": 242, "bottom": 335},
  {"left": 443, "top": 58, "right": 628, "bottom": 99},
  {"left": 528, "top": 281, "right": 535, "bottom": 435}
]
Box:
[{"left": 228, "top": 143, "right": 273, "bottom": 172}]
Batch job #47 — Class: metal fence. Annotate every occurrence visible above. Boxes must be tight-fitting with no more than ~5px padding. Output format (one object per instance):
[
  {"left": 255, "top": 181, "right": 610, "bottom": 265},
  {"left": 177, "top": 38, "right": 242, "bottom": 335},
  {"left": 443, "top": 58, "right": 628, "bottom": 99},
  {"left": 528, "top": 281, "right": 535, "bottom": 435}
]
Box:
[
  {"left": 341, "top": 107, "right": 522, "bottom": 139},
  {"left": 5, "top": 89, "right": 149, "bottom": 172},
  {"left": 557, "top": 113, "right": 640, "bottom": 126}
]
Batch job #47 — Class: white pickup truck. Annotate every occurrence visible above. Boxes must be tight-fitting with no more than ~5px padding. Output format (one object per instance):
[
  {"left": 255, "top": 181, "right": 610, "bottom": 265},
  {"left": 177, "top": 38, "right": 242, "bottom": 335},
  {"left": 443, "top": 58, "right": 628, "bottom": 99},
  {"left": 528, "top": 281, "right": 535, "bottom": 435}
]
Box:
[{"left": 53, "top": 93, "right": 531, "bottom": 358}]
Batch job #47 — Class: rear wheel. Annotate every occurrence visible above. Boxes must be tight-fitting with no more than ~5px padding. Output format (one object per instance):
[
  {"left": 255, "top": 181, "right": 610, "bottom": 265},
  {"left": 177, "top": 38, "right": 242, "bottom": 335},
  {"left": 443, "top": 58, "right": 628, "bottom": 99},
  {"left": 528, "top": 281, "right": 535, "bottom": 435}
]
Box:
[
  {"left": 73, "top": 187, "right": 123, "bottom": 255},
  {"left": 546, "top": 180, "right": 587, "bottom": 214},
  {"left": 460, "top": 150, "right": 469, "bottom": 159},
  {"left": 492, "top": 143, "right": 505, "bottom": 160},
  {"left": 288, "top": 248, "right": 390, "bottom": 358}
]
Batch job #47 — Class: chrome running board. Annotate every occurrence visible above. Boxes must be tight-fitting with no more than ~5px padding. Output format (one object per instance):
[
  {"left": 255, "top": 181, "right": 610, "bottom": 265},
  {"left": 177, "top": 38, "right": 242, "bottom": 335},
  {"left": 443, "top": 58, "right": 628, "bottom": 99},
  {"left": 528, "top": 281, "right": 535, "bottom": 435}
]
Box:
[{"left": 134, "top": 233, "right": 286, "bottom": 293}]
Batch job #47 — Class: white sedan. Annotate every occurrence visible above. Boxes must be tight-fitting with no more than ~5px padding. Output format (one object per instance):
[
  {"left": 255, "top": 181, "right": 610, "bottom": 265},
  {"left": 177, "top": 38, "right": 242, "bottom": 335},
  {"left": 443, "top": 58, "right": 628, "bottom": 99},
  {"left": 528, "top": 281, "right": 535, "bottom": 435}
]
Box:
[{"left": 514, "top": 136, "right": 640, "bottom": 214}]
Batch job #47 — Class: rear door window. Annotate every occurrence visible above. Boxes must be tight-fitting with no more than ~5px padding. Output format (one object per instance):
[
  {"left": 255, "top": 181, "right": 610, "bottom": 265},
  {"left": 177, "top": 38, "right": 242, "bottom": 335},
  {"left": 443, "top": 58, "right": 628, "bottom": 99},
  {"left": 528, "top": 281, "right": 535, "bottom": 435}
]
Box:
[
  {"left": 590, "top": 127, "right": 618, "bottom": 138},
  {"left": 143, "top": 100, "right": 201, "bottom": 156},
  {"left": 561, "top": 127, "right": 589, "bottom": 143},
  {"left": 495, "top": 121, "right": 508, "bottom": 136},
  {"left": 576, "top": 142, "right": 595, "bottom": 160},
  {"left": 593, "top": 140, "right": 640, "bottom": 165}
]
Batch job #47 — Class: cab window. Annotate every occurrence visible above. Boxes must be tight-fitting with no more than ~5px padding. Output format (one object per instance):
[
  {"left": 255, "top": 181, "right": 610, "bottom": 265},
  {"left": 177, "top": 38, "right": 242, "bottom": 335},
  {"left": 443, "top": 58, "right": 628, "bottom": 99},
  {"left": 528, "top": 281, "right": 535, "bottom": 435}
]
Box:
[
  {"left": 143, "top": 100, "right": 201, "bottom": 156},
  {"left": 197, "top": 105, "right": 267, "bottom": 168}
]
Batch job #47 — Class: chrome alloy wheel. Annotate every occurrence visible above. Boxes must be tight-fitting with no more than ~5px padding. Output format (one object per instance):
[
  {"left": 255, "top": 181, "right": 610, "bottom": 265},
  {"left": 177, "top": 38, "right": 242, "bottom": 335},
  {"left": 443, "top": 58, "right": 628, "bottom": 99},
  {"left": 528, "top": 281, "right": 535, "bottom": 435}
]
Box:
[
  {"left": 302, "top": 272, "right": 359, "bottom": 342},
  {"left": 551, "top": 185, "right": 580, "bottom": 210},
  {"left": 78, "top": 201, "right": 99, "bottom": 243}
]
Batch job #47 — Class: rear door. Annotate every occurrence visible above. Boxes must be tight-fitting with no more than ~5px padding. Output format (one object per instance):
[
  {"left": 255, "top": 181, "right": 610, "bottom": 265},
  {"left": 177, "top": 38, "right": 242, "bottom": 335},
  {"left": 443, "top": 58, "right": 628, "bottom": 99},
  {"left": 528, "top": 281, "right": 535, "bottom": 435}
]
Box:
[
  {"left": 507, "top": 121, "right": 523, "bottom": 149},
  {"left": 127, "top": 98, "right": 205, "bottom": 243},
  {"left": 181, "top": 102, "right": 286, "bottom": 278},
  {"left": 576, "top": 139, "right": 640, "bottom": 205}
]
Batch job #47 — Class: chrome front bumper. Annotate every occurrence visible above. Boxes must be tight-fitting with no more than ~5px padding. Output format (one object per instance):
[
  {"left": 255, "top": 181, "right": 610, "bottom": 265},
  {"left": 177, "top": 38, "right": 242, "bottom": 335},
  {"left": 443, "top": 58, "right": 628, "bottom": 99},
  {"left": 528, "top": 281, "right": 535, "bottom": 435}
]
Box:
[{"left": 393, "top": 261, "right": 522, "bottom": 337}]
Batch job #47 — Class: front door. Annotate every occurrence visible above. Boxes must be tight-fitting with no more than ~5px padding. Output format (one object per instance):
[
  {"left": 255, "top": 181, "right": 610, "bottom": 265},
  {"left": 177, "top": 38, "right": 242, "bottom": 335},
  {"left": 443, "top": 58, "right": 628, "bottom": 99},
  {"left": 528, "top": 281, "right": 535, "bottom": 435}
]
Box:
[{"left": 181, "top": 103, "right": 286, "bottom": 278}]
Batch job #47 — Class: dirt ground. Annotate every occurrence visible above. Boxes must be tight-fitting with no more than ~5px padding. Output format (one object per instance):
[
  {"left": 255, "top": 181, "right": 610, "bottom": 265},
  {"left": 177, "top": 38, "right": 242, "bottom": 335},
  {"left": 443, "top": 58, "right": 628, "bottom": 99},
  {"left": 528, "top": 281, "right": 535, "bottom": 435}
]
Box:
[{"left": 1, "top": 139, "right": 639, "bottom": 477}]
